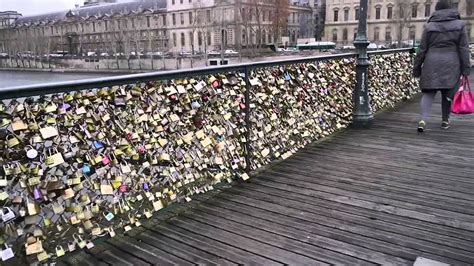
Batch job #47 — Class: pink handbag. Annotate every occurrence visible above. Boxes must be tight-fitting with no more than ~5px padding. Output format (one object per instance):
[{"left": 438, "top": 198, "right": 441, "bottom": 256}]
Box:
[{"left": 451, "top": 76, "right": 474, "bottom": 114}]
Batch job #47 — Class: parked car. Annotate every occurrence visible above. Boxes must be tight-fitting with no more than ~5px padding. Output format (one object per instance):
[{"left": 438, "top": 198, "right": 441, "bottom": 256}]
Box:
[
  {"left": 100, "top": 52, "right": 109, "bottom": 56},
  {"left": 207, "top": 50, "right": 220, "bottom": 55},
  {"left": 87, "top": 52, "right": 97, "bottom": 56},
  {"left": 0, "top": 52, "right": 9, "bottom": 57},
  {"left": 224, "top": 49, "right": 239, "bottom": 55},
  {"left": 113, "top": 52, "right": 125, "bottom": 57},
  {"left": 130, "top": 51, "right": 144, "bottom": 56},
  {"left": 179, "top": 51, "right": 192, "bottom": 56},
  {"left": 146, "top": 51, "right": 163, "bottom": 56}
]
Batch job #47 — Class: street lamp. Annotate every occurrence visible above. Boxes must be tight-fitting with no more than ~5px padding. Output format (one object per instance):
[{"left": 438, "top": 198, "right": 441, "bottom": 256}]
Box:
[{"left": 352, "top": 0, "right": 373, "bottom": 128}]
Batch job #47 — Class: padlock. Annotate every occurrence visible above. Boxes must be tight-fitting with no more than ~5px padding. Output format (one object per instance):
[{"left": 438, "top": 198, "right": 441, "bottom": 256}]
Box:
[
  {"left": 55, "top": 245, "right": 65, "bottom": 257},
  {"left": 144, "top": 208, "right": 153, "bottom": 219},
  {"left": 103, "top": 211, "right": 114, "bottom": 221},
  {"left": 6, "top": 135, "right": 20, "bottom": 148},
  {"left": 44, "top": 148, "right": 65, "bottom": 168},
  {"left": 1, "top": 244, "right": 14, "bottom": 261},
  {"left": 1, "top": 207, "right": 15, "bottom": 223},
  {"left": 67, "top": 242, "right": 76, "bottom": 252},
  {"left": 33, "top": 187, "right": 43, "bottom": 201},
  {"left": 73, "top": 234, "right": 86, "bottom": 249},
  {"left": 25, "top": 238, "right": 43, "bottom": 255}
]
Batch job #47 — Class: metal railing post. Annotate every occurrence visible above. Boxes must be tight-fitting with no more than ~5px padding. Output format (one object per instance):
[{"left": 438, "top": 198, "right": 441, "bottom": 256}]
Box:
[
  {"left": 352, "top": 0, "right": 373, "bottom": 128},
  {"left": 243, "top": 66, "right": 252, "bottom": 174}
]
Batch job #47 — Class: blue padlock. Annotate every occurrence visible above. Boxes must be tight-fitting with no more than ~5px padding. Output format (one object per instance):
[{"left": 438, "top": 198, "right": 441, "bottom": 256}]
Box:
[
  {"left": 92, "top": 141, "right": 104, "bottom": 150},
  {"left": 82, "top": 165, "right": 91, "bottom": 175}
]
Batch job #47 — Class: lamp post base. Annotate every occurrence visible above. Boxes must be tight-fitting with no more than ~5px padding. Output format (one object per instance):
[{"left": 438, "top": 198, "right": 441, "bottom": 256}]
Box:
[{"left": 352, "top": 114, "right": 374, "bottom": 129}]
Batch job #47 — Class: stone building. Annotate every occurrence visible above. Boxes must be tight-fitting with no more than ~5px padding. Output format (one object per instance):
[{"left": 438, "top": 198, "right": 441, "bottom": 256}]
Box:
[
  {"left": 324, "top": 0, "right": 473, "bottom": 46},
  {"left": 0, "top": 0, "right": 313, "bottom": 57}
]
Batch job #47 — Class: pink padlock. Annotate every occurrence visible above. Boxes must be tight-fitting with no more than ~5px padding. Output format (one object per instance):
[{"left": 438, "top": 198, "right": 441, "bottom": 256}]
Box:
[
  {"left": 102, "top": 156, "right": 110, "bottom": 165},
  {"left": 119, "top": 184, "right": 129, "bottom": 193}
]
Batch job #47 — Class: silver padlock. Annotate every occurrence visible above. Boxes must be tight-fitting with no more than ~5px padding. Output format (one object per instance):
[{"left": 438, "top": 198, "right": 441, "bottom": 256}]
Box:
[{"left": 1, "top": 207, "right": 15, "bottom": 223}]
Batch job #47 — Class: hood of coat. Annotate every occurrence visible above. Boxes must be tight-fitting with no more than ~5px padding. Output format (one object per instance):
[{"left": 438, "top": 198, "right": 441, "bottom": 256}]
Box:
[{"left": 429, "top": 9, "right": 461, "bottom": 22}]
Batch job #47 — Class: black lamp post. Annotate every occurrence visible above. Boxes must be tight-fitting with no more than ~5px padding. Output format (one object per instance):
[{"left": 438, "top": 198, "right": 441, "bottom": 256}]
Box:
[{"left": 352, "top": 0, "right": 373, "bottom": 128}]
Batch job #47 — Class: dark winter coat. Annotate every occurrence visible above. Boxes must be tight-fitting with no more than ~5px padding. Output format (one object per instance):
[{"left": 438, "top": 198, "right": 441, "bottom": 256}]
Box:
[{"left": 413, "top": 9, "right": 471, "bottom": 91}]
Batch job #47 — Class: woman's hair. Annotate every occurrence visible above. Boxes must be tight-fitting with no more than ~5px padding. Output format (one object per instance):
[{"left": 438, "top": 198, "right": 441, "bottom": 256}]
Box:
[{"left": 435, "top": 0, "right": 451, "bottom": 10}]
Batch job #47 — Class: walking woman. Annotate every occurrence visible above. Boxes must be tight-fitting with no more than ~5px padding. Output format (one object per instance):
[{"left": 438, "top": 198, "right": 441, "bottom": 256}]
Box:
[{"left": 414, "top": 1, "right": 471, "bottom": 132}]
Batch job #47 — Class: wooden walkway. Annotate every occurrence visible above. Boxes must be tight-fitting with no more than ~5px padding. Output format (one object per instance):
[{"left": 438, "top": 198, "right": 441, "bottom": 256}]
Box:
[{"left": 61, "top": 94, "right": 474, "bottom": 265}]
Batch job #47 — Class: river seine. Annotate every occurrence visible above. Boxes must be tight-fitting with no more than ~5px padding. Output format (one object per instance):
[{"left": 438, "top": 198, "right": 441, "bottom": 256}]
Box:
[{"left": 0, "top": 71, "right": 117, "bottom": 88}]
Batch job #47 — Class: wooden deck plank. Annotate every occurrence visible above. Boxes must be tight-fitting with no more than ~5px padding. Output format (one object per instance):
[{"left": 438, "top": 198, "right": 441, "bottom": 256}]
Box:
[
  {"left": 144, "top": 221, "right": 283, "bottom": 265},
  {"left": 166, "top": 216, "right": 329, "bottom": 265},
  {"left": 279, "top": 153, "right": 474, "bottom": 197},
  {"left": 215, "top": 186, "right": 474, "bottom": 252},
  {"left": 229, "top": 183, "right": 474, "bottom": 243},
  {"left": 133, "top": 228, "right": 237, "bottom": 265},
  {"left": 86, "top": 242, "right": 151, "bottom": 265},
  {"left": 190, "top": 199, "right": 411, "bottom": 265},
  {"left": 215, "top": 186, "right": 474, "bottom": 264},
  {"left": 180, "top": 202, "right": 378, "bottom": 265},
  {"left": 106, "top": 234, "right": 193, "bottom": 265}
]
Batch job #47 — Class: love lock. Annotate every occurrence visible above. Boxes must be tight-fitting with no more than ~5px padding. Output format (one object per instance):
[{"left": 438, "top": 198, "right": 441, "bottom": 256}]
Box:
[{"left": 1, "top": 207, "right": 15, "bottom": 223}]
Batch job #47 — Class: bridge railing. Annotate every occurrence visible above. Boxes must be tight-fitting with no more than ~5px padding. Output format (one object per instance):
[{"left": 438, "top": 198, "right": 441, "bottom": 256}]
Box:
[{"left": 0, "top": 48, "right": 418, "bottom": 263}]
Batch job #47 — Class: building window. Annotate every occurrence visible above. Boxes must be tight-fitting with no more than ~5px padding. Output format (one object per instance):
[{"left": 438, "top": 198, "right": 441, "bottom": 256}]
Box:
[
  {"left": 163, "top": 15, "right": 167, "bottom": 26},
  {"left": 105, "top": 20, "right": 108, "bottom": 30},
  {"left": 344, "top": 9, "right": 349, "bottom": 21},
  {"left": 412, "top": 5, "right": 417, "bottom": 18},
  {"left": 173, "top": 33, "right": 177, "bottom": 46},
  {"left": 172, "top": 14, "right": 176, "bottom": 25},
  {"left": 189, "top": 32, "right": 194, "bottom": 47},
  {"left": 172, "top": 0, "right": 175, "bottom": 4},
  {"left": 355, "top": 7, "right": 359, "bottom": 20},
  {"left": 375, "top": 6, "right": 381, "bottom": 20},
  {"left": 334, "top": 10, "right": 339, "bottom": 22},
  {"left": 180, "top": 0, "right": 183, "bottom": 3},
  {"left": 374, "top": 28, "right": 380, "bottom": 41},
  {"left": 198, "top": 31, "right": 203, "bottom": 46},
  {"left": 180, "top": 13, "right": 184, "bottom": 25},
  {"left": 189, "top": 12, "right": 193, "bottom": 24},
  {"left": 387, "top": 6, "right": 393, "bottom": 19},
  {"left": 385, "top": 28, "right": 392, "bottom": 42},
  {"left": 332, "top": 29, "right": 337, "bottom": 42},
  {"left": 354, "top": 28, "right": 358, "bottom": 40},
  {"left": 425, "top": 4, "right": 431, "bottom": 17},
  {"left": 207, "top": 32, "right": 211, "bottom": 45},
  {"left": 342, "top": 28, "right": 348, "bottom": 41},
  {"left": 206, "top": 10, "right": 211, "bottom": 23},
  {"left": 93, "top": 22, "right": 96, "bottom": 32},
  {"left": 180, "top": 32, "right": 185, "bottom": 47},
  {"left": 147, "top": 17, "right": 151, "bottom": 27}
]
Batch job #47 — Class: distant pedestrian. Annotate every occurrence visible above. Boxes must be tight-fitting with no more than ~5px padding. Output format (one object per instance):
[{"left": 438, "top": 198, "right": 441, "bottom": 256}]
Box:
[{"left": 414, "top": 0, "right": 471, "bottom": 132}]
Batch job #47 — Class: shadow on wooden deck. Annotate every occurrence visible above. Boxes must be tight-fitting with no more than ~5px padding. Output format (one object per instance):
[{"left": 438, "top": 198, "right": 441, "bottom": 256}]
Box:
[{"left": 60, "top": 94, "right": 474, "bottom": 266}]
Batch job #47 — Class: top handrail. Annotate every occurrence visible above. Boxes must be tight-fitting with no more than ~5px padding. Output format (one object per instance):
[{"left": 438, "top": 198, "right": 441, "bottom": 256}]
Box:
[{"left": 0, "top": 48, "right": 414, "bottom": 100}]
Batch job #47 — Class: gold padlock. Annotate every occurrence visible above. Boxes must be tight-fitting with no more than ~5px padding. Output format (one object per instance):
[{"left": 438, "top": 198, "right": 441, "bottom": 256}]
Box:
[{"left": 6, "top": 135, "right": 20, "bottom": 148}]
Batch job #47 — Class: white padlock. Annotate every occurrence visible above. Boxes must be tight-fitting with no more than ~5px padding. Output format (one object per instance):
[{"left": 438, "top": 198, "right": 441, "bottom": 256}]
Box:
[
  {"left": 1, "top": 244, "right": 14, "bottom": 261},
  {"left": 1, "top": 207, "right": 15, "bottom": 223}
]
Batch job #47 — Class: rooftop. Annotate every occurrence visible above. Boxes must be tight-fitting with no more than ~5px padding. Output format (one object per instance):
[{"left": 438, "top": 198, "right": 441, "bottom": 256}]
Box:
[{"left": 13, "top": 0, "right": 166, "bottom": 26}]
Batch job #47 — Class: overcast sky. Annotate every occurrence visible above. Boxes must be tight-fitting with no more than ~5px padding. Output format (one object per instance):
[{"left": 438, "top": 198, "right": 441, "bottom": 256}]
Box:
[{"left": 0, "top": 0, "right": 83, "bottom": 16}]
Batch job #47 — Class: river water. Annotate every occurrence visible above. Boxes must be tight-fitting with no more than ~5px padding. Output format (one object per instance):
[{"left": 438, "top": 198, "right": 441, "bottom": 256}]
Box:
[{"left": 0, "top": 71, "right": 118, "bottom": 88}]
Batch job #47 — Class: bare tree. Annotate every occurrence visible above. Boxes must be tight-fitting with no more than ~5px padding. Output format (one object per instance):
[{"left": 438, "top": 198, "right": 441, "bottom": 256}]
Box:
[
  {"left": 193, "top": 5, "right": 213, "bottom": 66},
  {"left": 272, "top": 0, "right": 289, "bottom": 44},
  {"left": 395, "top": 0, "right": 413, "bottom": 47}
]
